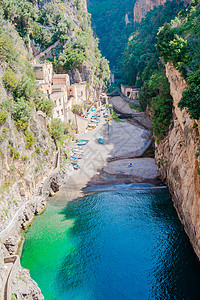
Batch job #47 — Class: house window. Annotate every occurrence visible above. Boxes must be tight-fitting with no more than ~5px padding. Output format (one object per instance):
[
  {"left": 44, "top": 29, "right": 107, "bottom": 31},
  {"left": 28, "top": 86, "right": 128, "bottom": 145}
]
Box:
[
  {"left": 61, "top": 109, "right": 64, "bottom": 115},
  {"left": 59, "top": 99, "right": 61, "bottom": 105},
  {"left": 57, "top": 110, "right": 60, "bottom": 116},
  {"left": 81, "top": 91, "right": 83, "bottom": 97},
  {"left": 127, "top": 92, "right": 130, "bottom": 97}
]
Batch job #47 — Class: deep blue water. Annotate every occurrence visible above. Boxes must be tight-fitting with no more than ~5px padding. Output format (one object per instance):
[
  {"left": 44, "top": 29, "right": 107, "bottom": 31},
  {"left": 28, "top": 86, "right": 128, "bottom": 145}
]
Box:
[{"left": 21, "top": 187, "right": 200, "bottom": 299}]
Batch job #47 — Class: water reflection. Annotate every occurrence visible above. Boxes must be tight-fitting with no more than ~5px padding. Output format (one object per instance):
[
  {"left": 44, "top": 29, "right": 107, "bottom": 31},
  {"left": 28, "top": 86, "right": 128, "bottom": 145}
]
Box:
[{"left": 21, "top": 188, "right": 200, "bottom": 300}]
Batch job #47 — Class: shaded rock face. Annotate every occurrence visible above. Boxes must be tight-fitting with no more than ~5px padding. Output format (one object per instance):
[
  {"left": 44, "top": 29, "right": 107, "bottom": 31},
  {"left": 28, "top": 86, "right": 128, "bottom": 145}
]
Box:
[
  {"left": 134, "top": 0, "right": 191, "bottom": 23},
  {"left": 155, "top": 63, "right": 200, "bottom": 259}
]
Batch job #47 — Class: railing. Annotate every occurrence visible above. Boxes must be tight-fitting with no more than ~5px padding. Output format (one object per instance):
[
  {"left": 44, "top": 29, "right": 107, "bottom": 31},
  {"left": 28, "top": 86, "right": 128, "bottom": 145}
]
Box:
[{"left": 4, "top": 256, "right": 20, "bottom": 300}]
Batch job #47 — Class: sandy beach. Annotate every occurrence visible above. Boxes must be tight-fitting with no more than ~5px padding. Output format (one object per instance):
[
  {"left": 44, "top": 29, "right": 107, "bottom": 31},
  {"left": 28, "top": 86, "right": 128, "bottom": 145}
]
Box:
[{"left": 57, "top": 96, "right": 159, "bottom": 199}]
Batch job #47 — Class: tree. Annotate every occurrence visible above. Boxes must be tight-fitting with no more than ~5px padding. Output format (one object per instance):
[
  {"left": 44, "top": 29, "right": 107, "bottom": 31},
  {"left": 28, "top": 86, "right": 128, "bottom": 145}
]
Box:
[{"left": 49, "top": 118, "right": 64, "bottom": 149}]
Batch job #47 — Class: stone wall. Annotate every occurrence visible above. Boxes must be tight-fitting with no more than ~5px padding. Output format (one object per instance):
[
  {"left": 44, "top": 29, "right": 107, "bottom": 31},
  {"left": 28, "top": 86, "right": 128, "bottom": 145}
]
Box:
[
  {"left": 155, "top": 63, "right": 200, "bottom": 259},
  {"left": 66, "top": 110, "right": 88, "bottom": 133}
]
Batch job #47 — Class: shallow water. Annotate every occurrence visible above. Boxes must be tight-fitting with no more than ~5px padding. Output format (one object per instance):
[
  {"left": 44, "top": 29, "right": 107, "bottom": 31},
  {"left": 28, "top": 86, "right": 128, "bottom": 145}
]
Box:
[{"left": 21, "top": 187, "right": 200, "bottom": 300}]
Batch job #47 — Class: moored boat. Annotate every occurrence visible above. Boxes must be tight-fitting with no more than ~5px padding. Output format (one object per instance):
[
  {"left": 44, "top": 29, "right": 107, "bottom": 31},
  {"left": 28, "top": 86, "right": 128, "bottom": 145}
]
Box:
[
  {"left": 77, "top": 141, "right": 87, "bottom": 146},
  {"left": 76, "top": 139, "right": 89, "bottom": 143}
]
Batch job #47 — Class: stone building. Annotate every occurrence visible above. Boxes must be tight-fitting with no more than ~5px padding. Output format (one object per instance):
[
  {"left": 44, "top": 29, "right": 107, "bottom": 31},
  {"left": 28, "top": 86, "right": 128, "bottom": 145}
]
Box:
[
  {"left": 53, "top": 74, "right": 70, "bottom": 87},
  {"left": 121, "top": 84, "right": 140, "bottom": 100},
  {"left": 39, "top": 83, "right": 52, "bottom": 95},
  {"left": 68, "top": 83, "right": 88, "bottom": 108},
  {"left": 50, "top": 92, "right": 67, "bottom": 122},
  {"left": 100, "top": 93, "right": 108, "bottom": 106},
  {"left": 33, "top": 63, "right": 53, "bottom": 84}
]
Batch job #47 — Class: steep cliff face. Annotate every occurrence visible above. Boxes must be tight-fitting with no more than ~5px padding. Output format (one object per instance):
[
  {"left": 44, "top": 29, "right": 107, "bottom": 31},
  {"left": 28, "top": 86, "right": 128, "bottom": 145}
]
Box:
[
  {"left": 134, "top": 0, "right": 191, "bottom": 22},
  {"left": 155, "top": 63, "right": 200, "bottom": 259}
]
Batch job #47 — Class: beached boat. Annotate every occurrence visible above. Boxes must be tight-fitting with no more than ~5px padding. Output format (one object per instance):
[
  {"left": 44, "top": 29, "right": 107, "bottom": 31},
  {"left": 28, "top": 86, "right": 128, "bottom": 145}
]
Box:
[
  {"left": 76, "top": 139, "right": 89, "bottom": 143},
  {"left": 77, "top": 141, "right": 87, "bottom": 146},
  {"left": 73, "top": 164, "right": 79, "bottom": 170},
  {"left": 72, "top": 153, "right": 83, "bottom": 159},
  {"left": 87, "top": 127, "right": 94, "bottom": 131},
  {"left": 88, "top": 123, "right": 96, "bottom": 127},
  {"left": 73, "top": 149, "right": 84, "bottom": 154},
  {"left": 98, "top": 138, "right": 104, "bottom": 144},
  {"left": 71, "top": 156, "right": 78, "bottom": 160}
]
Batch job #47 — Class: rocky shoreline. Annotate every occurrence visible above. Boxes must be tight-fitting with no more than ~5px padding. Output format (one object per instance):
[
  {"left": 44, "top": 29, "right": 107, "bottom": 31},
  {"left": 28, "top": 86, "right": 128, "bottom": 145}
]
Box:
[{"left": 0, "top": 161, "right": 74, "bottom": 300}]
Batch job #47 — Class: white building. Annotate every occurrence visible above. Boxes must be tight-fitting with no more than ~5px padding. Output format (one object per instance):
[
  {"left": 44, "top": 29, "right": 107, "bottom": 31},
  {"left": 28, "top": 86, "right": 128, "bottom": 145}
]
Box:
[{"left": 50, "top": 92, "right": 67, "bottom": 122}]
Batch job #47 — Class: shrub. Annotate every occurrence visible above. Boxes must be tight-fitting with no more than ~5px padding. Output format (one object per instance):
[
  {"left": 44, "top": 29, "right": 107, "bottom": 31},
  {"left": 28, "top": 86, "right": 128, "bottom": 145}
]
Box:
[
  {"left": 50, "top": 118, "right": 64, "bottom": 143},
  {"left": 21, "top": 155, "right": 28, "bottom": 161},
  {"left": 9, "top": 146, "right": 16, "bottom": 157},
  {"left": 2, "top": 127, "right": 9, "bottom": 133},
  {"left": 57, "top": 44, "right": 86, "bottom": 71},
  {"left": 0, "top": 109, "right": 8, "bottom": 125},
  {"left": 14, "top": 152, "right": 20, "bottom": 159},
  {"left": 151, "top": 95, "right": 173, "bottom": 142},
  {"left": 157, "top": 23, "right": 187, "bottom": 66},
  {"left": 72, "top": 104, "right": 83, "bottom": 116},
  {"left": 12, "top": 97, "right": 33, "bottom": 125},
  {"left": 35, "top": 146, "right": 41, "bottom": 154},
  {"left": 24, "top": 130, "right": 35, "bottom": 149},
  {"left": 14, "top": 120, "right": 28, "bottom": 131},
  {"left": 44, "top": 149, "right": 49, "bottom": 155},
  {"left": 139, "top": 71, "right": 173, "bottom": 141},
  {"left": 129, "top": 103, "right": 143, "bottom": 112},
  {"left": 34, "top": 97, "right": 54, "bottom": 117},
  {"left": 0, "top": 32, "right": 18, "bottom": 67},
  {"left": 14, "top": 77, "right": 37, "bottom": 102},
  {"left": 2, "top": 68, "right": 18, "bottom": 90},
  {"left": 178, "top": 84, "right": 200, "bottom": 120}
]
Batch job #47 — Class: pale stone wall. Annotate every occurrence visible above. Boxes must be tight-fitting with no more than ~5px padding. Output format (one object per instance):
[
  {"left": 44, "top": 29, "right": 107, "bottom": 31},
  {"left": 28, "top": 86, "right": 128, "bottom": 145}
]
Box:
[
  {"left": 66, "top": 110, "right": 88, "bottom": 133},
  {"left": 53, "top": 74, "right": 70, "bottom": 86},
  {"left": 50, "top": 92, "right": 66, "bottom": 122},
  {"left": 33, "top": 63, "right": 53, "bottom": 84}
]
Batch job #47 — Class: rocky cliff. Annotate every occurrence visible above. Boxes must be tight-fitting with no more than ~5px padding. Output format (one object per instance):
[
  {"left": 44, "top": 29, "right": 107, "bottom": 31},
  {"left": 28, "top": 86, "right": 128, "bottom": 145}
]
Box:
[
  {"left": 155, "top": 62, "right": 200, "bottom": 259},
  {"left": 134, "top": 0, "right": 191, "bottom": 22}
]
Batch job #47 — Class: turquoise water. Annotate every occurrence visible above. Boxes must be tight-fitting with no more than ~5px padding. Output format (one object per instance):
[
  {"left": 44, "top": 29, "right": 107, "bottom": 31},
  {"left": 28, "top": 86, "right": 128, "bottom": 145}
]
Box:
[{"left": 21, "top": 187, "right": 200, "bottom": 299}]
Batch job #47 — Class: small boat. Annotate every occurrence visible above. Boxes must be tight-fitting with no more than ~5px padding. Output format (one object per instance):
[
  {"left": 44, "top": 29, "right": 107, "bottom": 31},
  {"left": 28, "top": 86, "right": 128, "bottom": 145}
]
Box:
[
  {"left": 98, "top": 138, "right": 104, "bottom": 144},
  {"left": 73, "top": 149, "right": 84, "bottom": 154},
  {"left": 87, "top": 127, "right": 94, "bottom": 131},
  {"left": 92, "top": 108, "right": 96, "bottom": 111},
  {"left": 72, "top": 153, "right": 83, "bottom": 159},
  {"left": 77, "top": 141, "right": 87, "bottom": 146},
  {"left": 76, "top": 139, "right": 89, "bottom": 143},
  {"left": 88, "top": 123, "right": 96, "bottom": 127},
  {"left": 71, "top": 156, "right": 78, "bottom": 160},
  {"left": 73, "top": 164, "right": 79, "bottom": 170}
]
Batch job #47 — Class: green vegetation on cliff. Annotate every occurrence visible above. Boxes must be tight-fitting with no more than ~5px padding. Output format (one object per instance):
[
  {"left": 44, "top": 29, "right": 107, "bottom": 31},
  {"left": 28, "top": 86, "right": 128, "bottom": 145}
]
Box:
[
  {"left": 88, "top": 0, "right": 135, "bottom": 69},
  {"left": 157, "top": 0, "right": 200, "bottom": 120},
  {"left": 120, "top": 0, "right": 184, "bottom": 141},
  {"left": 0, "top": 0, "right": 110, "bottom": 88},
  {"left": 120, "top": 1, "right": 184, "bottom": 87}
]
